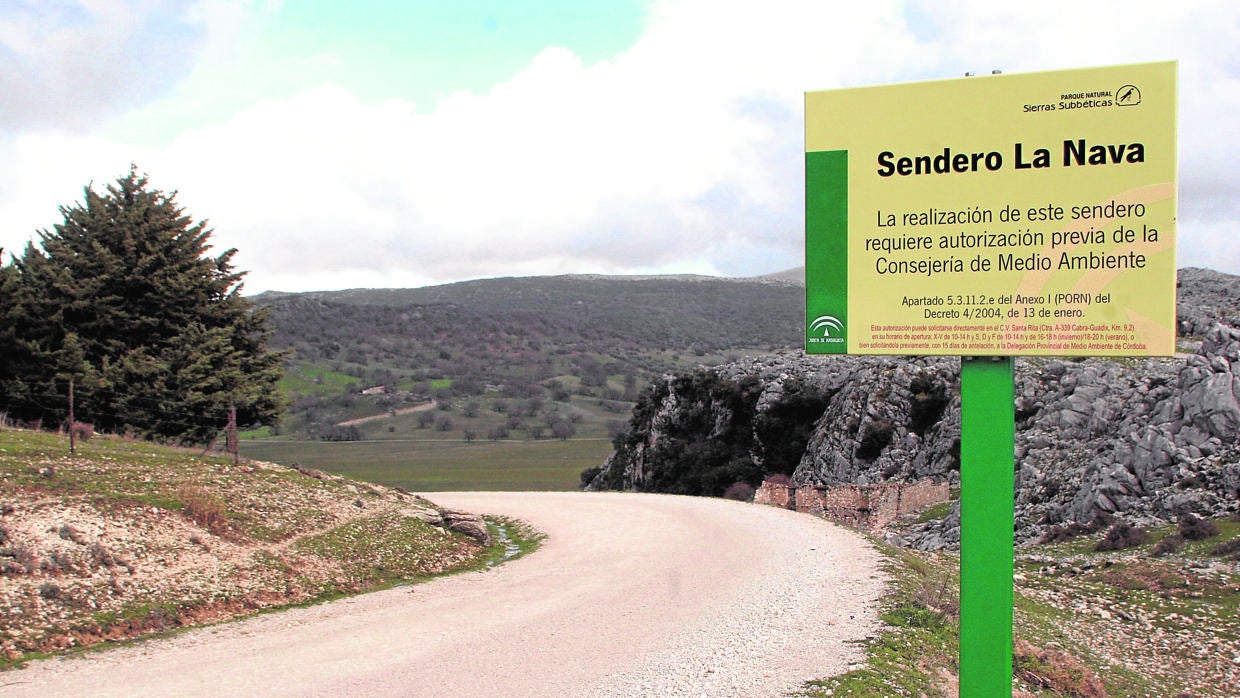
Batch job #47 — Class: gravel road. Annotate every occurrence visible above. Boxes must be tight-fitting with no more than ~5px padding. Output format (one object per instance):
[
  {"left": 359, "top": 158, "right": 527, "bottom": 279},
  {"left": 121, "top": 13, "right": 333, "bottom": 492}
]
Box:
[{"left": 3, "top": 492, "right": 887, "bottom": 697}]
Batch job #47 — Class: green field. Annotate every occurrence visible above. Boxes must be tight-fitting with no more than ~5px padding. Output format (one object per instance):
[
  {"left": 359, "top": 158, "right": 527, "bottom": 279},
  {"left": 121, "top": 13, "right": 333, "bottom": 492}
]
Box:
[{"left": 241, "top": 438, "right": 613, "bottom": 492}]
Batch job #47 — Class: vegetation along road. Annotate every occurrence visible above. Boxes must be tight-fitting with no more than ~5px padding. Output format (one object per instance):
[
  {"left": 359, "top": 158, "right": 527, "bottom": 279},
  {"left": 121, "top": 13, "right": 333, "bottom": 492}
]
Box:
[{"left": 6, "top": 492, "right": 886, "bottom": 697}]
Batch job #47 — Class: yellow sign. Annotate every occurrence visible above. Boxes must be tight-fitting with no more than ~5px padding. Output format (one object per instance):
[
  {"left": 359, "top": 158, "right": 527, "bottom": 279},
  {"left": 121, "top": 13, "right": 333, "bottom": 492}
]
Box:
[{"left": 805, "top": 62, "right": 1177, "bottom": 356}]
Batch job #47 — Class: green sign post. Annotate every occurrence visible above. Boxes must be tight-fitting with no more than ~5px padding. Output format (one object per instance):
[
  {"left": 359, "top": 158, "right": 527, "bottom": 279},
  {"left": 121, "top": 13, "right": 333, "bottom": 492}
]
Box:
[{"left": 959, "top": 357, "right": 1015, "bottom": 694}]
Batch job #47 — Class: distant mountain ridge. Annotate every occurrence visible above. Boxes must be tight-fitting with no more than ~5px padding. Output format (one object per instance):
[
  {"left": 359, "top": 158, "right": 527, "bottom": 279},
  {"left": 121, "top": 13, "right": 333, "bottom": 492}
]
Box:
[
  {"left": 257, "top": 271, "right": 807, "bottom": 363},
  {"left": 256, "top": 267, "right": 807, "bottom": 304}
]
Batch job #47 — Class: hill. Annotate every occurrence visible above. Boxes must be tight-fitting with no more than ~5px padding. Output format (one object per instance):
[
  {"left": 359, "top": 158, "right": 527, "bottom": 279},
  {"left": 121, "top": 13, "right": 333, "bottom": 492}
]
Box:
[
  {"left": 255, "top": 272, "right": 805, "bottom": 440},
  {"left": 0, "top": 428, "right": 512, "bottom": 665}
]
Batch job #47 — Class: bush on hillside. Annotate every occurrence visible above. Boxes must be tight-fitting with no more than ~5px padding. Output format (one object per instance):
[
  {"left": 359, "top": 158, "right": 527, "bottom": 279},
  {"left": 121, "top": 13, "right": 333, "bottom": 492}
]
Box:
[
  {"left": 1095, "top": 521, "right": 1147, "bottom": 551},
  {"left": 1178, "top": 513, "right": 1219, "bottom": 541},
  {"left": 1210, "top": 538, "right": 1240, "bottom": 560},
  {"left": 1151, "top": 534, "right": 1184, "bottom": 557}
]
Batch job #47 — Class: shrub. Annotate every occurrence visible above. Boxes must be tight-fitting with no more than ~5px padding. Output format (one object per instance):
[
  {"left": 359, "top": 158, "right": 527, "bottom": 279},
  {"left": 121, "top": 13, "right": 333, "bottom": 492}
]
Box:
[
  {"left": 1151, "top": 534, "right": 1184, "bottom": 557},
  {"left": 580, "top": 466, "right": 602, "bottom": 487},
  {"left": 0, "top": 542, "right": 39, "bottom": 575},
  {"left": 179, "top": 485, "right": 229, "bottom": 536},
  {"left": 90, "top": 542, "right": 121, "bottom": 567},
  {"left": 319, "top": 425, "right": 361, "bottom": 441},
  {"left": 722, "top": 482, "right": 755, "bottom": 502},
  {"left": 1014, "top": 639, "right": 1106, "bottom": 698},
  {"left": 58, "top": 524, "right": 88, "bottom": 545},
  {"left": 70, "top": 421, "right": 94, "bottom": 441},
  {"left": 1210, "top": 538, "right": 1240, "bottom": 560},
  {"left": 763, "top": 472, "right": 794, "bottom": 486},
  {"left": 1040, "top": 512, "right": 1113, "bottom": 544},
  {"left": 1095, "top": 521, "right": 1147, "bottom": 552},
  {"left": 1178, "top": 513, "right": 1219, "bottom": 541},
  {"left": 1039, "top": 521, "right": 1094, "bottom": 544}
]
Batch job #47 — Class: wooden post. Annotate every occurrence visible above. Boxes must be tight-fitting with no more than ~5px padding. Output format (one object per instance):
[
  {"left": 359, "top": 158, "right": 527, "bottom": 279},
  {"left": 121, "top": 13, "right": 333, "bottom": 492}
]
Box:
[
  {"left": 227, "top": 405, "right": 239, "bottom": 466},
  {"left": 68, "top": 377, "right": 76, "bottom": 454}
]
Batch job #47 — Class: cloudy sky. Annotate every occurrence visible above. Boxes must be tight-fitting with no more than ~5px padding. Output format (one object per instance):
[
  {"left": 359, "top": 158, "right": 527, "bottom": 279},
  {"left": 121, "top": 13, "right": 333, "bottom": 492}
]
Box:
[{"left": 2, "top": 1, "right": 1237, "bottom": 293}]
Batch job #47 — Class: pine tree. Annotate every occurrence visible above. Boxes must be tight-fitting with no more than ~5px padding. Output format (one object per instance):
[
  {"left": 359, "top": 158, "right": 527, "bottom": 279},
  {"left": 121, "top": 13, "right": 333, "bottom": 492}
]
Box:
[{"left": 0, "top": 167, "right": 287, "bottom": 442}]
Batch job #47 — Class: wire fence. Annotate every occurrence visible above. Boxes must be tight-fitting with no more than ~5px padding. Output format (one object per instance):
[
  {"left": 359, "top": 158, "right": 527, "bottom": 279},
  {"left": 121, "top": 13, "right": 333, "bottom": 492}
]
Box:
[{"left": 0, "top": 385, "right": 240, "bottom": 460}]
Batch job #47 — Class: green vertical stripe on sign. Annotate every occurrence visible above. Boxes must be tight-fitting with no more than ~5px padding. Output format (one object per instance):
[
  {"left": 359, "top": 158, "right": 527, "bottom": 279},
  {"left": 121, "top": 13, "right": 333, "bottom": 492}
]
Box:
[{"left": 805, "top": 149, "right": 849, "bottom": 354}]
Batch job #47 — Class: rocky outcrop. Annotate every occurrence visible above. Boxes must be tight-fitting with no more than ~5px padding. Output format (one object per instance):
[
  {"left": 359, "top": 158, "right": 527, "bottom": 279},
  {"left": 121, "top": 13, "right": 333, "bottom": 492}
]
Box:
[
  {"left": 791, "top": 357, "right": 958, "bottom": 486},
  {"left": 440, "top": 509, "right": 494, "bottom": 546},
  {"left": 588, "top": 268, "right": 1240, "bottom": 550},
  {"left": 1176, "top": 267, "right": 1240, "bottom": 337}
]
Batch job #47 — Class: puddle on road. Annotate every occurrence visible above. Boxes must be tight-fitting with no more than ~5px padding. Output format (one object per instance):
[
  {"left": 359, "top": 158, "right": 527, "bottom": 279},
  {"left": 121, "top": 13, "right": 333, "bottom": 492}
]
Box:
[{"left": 487, "top": 518, "right": 523, "bottom": 567}]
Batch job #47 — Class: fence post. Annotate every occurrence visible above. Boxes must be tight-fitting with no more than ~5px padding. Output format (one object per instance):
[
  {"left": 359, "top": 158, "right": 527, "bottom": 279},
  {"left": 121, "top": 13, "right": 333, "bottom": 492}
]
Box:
[
  {"left": 68, "top": 377, "right": 76, "bottom": 454},
  {"left": 227, "top": 405, "right": 239, "bottom": 466}
]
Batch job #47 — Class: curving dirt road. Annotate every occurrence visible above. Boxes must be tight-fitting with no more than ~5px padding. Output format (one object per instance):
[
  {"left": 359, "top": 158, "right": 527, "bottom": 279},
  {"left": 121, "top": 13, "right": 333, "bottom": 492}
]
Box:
[{"left": 3, "top": 492, "right": 887, "bottom": 697}]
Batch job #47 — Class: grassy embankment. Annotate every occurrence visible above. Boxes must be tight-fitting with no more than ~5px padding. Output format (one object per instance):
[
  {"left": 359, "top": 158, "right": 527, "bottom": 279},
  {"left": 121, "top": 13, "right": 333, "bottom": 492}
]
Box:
[
  {"left": 801, "top": 512, "right": 1240, "bottom": 697},
  {"left": 0, "top": 427, "right": 539, "bottom": 668}
]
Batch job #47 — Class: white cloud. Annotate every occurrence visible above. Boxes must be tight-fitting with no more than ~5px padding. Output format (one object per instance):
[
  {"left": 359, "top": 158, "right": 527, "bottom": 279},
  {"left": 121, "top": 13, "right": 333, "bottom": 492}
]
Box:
[
  {"left": 2, "top": 0, "right": 1238, "bottom": 290},
  {"left": 0, "top": 0, "right": 206, "bottom": 131}
]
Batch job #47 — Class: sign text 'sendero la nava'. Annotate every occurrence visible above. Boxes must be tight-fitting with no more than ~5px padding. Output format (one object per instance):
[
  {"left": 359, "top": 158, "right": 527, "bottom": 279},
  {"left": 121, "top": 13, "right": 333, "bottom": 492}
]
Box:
[{"left": 805, "top": 62, "right": 1177, "bottom": 356}]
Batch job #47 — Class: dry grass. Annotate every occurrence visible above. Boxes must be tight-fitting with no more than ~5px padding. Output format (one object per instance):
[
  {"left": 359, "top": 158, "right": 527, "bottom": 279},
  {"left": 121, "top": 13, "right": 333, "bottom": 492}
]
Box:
[
  {"left": 1013, "top": 639, "right": 1107, "bottom": 697},
  {"left": 177, "top": 485, "right": 229, "bottom": 537}
]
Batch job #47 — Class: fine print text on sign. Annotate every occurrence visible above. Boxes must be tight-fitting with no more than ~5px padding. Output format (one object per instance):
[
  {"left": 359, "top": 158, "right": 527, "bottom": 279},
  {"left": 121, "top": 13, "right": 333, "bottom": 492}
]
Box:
[{"left": 805, "top": 62, "right": 1177, "bottom": 357}]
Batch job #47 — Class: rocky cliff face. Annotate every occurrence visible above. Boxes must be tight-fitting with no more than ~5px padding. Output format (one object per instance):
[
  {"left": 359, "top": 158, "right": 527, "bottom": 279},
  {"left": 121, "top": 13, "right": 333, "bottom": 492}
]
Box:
[{"left": 586, "top": 268, "right": 1240, "bottom": 549}]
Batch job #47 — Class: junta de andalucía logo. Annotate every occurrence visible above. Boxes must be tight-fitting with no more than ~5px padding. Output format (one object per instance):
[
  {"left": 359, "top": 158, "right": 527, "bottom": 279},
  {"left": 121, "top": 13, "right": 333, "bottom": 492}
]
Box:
[{"left": 808, "top": 314, "right": 846, "bottom": 344}]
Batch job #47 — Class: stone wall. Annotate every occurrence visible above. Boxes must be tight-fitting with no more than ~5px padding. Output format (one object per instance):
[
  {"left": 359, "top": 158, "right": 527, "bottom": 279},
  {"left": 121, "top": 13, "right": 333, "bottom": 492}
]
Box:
[
  {"left": 753, "top": 481, "right": 794, "bottom": 509},
  {"left": 759, "top": 479, "right": 950, "bottom": 533}
]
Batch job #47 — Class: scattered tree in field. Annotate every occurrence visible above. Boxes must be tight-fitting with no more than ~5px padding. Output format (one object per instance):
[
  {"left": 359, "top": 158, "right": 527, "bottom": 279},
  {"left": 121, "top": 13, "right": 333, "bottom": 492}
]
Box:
[
  {"left": 0, "top": 167, "right": 286, "bottom": 442},
  {"left": 550, "top": 420, "right": 576, "bottom": 441}
]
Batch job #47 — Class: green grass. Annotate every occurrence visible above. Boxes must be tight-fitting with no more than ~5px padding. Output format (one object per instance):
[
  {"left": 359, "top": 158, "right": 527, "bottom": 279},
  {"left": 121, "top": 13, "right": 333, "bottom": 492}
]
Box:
[
  {"left": 475, "top": 516, "right": 545, "bottom": 569},
  {"left": 799, "top": 514, "right": 1240, "bottom": 697},
  {"left": 0, "top": 428, "right": 232, "bottom": 505},
  {"left": 916, "top": 500, "right": 954, "bottom": 524},
  {"left": 280, "top": 363, "right": 362, "bottom": 397},
  {"left": 240, "top": 438, "right": 612, "bottom": 491},
  {"left": 341, "top": 394, "right": 625, "bottom": 442},
  {"left": 294, "top": 511, "right": 473, "bottom": 582},
  {"left": 800, "top": 547, "right": 960, "bottom": 697}
]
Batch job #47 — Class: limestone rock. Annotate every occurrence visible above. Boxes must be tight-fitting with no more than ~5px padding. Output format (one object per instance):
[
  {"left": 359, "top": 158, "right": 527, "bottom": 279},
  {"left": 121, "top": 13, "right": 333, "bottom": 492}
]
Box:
[
  {"left": 440, "top": 509, "right": 493, "bottom": 546},
  {"left": 587, "top": 268, "right": 1240, "bottom": 549}
]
